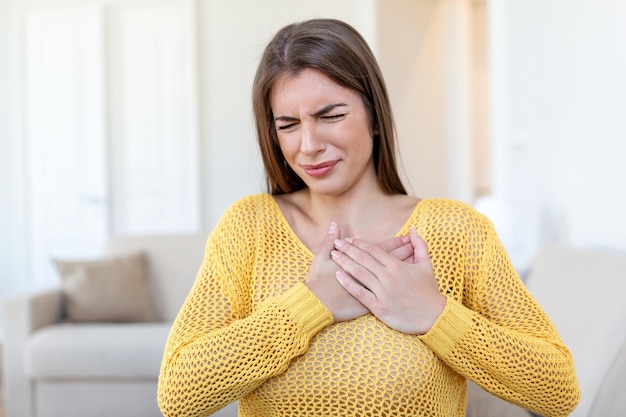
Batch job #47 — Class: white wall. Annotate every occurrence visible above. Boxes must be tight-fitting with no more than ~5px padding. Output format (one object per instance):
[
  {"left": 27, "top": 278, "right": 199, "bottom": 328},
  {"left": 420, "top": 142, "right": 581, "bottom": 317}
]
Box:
[
  {"left": 489, "top": 0, "right": 626, "bottom": 266},
  {"left": 378, "top": 0, "right": 487, "bottom": 202},
  {"left": 0, "top": 0, "right": 17, "bottom": 296},
  {"left": 378, "top": 1, "right": 447, "bottom": 199},
  {"left": 0, "top": 0, "right": 14, "bottom": 341}
]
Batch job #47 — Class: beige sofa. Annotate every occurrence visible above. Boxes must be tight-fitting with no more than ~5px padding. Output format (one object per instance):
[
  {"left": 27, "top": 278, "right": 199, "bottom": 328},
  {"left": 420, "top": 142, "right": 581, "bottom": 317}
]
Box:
[
  {"left": 3, "top": 237, "right": 625, "bottom": 417},
  {"left": 2, "top": 234, "right": 236, "bottom": 417}
]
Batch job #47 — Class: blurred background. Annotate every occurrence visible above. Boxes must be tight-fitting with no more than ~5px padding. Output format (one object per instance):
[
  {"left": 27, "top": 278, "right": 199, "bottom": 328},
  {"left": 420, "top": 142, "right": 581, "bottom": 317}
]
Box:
[{"left": 0, "top": 0, "right": 625, "bottom": 338}]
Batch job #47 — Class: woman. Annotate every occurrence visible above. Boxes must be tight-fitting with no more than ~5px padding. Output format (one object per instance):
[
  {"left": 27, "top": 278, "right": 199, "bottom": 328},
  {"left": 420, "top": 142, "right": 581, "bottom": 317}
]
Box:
[{"left": 158, "top": 18, "right": 580, "bottom": 417}]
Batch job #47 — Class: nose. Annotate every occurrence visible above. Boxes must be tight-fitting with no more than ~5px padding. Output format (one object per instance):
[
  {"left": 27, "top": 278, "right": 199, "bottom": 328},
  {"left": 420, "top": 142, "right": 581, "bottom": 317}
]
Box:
[{"left": 300, "top": 122, "right": 325, "bottom": 155}]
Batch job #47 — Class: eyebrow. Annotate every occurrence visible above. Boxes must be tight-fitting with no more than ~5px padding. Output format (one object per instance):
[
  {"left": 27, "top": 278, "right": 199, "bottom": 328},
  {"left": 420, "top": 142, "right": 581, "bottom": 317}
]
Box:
[{"left": 274, "top": 103, "right": 348, "bottom": 122}]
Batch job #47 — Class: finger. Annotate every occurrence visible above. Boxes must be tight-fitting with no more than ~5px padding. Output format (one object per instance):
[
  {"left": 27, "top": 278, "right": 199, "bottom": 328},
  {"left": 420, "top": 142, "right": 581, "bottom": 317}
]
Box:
[
  {"left": 378, "top": 235, "right": 414, "bottom": 262},
  {"left": 409, "top": 228, "right": 432, "bottom": 267},
  {"left": 377, "top": 235, "right": 409, "bottom": 252},
  {"left": 386, "top": 240, "right": 414, "bottom": 262},
  {"left": 340, "top": 237, "right": 393, "bottom": 267},
  {"left": 331, "top": 240, "right": 382, "bottom": 292},
  {"left": 335, "top": 269, "right": 378, "bottom": 307}
]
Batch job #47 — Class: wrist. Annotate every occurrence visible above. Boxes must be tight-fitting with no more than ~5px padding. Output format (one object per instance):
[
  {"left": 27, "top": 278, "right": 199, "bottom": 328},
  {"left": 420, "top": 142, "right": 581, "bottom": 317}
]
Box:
[{"left": 424, "top": 294, "right": 447, "bottom": 333}]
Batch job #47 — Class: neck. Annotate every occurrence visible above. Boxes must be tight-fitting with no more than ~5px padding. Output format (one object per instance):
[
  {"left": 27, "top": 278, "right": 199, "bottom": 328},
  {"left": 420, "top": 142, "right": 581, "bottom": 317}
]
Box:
[{"left": 303, "top": 185, "right": 393, "bottom": 239}]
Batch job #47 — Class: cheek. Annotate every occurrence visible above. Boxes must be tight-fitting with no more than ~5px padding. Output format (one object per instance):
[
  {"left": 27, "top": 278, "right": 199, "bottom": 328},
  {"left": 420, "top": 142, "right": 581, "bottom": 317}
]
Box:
[
  {"left": 276, "top": 136, "right": 297, "bottom": 160},
  {"left": 355, "top": 134, "right": 375, "bottom": 164},
  {"left": 340, "top": 125, "right": 374, "bottom": 154}
]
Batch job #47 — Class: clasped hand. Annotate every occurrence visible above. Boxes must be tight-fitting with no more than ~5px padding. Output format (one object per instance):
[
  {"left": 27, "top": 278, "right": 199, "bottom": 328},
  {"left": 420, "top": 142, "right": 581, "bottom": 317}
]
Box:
[{"left": 305, "top": 223, "right": 446, "bottom": 335}]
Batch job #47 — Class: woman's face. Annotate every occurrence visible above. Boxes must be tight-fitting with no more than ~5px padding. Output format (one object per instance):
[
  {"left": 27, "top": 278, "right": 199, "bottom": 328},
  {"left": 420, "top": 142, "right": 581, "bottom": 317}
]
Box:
[{"left": 270, "top": 68, "right": 377, "bottom": 197}]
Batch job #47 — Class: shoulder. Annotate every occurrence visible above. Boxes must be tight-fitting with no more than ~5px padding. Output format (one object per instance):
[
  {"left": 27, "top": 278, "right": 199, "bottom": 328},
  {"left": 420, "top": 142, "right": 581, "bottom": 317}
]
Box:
[
  {"left": 229, "top": 192, "right": 273, "bottom": 207},
  {"left": 215, "top": 193, "right": 277, "bottom": 229},
  {"left": 416, "top": 198, "right": 494, "bottom": 235},
  {"left": 209, "top": 193, "right": 278, "bottom": 254},
  {"left": 223, "top": 193, "right": 274, "bottom": 215},
  {"left": 418, "top": 197, "right": 486, "bottom": 219}
]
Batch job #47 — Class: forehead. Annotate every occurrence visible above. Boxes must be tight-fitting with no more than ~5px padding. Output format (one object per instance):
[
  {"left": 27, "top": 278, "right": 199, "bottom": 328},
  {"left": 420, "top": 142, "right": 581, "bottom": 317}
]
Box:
[{"left": 270, "top": 68, "right": 360, "bottom": 111}]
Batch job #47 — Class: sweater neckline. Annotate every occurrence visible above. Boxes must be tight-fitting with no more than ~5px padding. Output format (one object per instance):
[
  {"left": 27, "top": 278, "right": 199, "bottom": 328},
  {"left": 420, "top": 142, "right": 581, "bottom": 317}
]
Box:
[{"left": 263, "top": 192, "right": 427, "bottom": 256}]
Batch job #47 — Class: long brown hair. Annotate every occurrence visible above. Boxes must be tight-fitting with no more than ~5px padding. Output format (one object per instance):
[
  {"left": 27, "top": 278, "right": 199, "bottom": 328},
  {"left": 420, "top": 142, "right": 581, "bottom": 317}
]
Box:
[{"left": 252, "top": 18, "right": 406, "bottom": 195}]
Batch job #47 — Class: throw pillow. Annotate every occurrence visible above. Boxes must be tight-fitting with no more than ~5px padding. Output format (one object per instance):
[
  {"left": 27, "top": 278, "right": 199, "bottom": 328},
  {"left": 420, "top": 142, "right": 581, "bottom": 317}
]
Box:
[{"left": 53, "top": 252, "right": 157, "bottom": 322}]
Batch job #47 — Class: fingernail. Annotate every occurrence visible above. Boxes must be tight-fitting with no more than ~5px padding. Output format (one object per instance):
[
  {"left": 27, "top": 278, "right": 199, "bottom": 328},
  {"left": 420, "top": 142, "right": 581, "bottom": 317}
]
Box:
[
  {"left": 328, "top": 222, "right": 337, "bottom": 234},
  {"left": 334, "top": 239, "right": 344, "bottom": 248},
  {"left": 336, "top": 270, "right": 345, "bottom": 282},
  {"left": 402, "top": 236, "right": 410, "bottom": 243},
  {"left": 345, "top": 237, "right": 353, "bottom": 244},
  {"left": 331, "top": 250, "right": 341, "bottom": 259}
]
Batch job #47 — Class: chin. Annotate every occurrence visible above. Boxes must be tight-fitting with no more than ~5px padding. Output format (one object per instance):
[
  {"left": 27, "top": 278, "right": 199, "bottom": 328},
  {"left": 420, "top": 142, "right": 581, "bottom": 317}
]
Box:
[{"left": 307, "top": 184, "right": 351, "bottom": 198}]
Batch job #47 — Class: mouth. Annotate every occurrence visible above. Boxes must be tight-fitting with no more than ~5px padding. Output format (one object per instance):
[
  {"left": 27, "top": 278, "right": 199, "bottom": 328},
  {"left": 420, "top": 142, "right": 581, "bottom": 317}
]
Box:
[{"left": 301, "top": 160, "right": 338, "bottom": 178}]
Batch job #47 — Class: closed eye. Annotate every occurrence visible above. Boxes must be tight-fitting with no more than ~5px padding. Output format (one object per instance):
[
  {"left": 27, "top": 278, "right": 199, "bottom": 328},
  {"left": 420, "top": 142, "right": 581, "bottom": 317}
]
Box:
[
  {"left": 276, "top": 123, "right": 297, "bottom": 131},
  {"left": 321, "top": 113, "right": 345, "bottom": 121},
  {"left": 274, "top": 115, "right": 299, "bottom": 131}
]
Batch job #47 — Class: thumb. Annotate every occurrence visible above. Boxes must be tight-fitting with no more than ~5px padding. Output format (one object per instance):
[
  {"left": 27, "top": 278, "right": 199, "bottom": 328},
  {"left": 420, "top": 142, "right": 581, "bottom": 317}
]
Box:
[
  {"left": 320, "top": 222, "right": 339, "bottom": 257},
  {"left": 409, "top": 228, "right": 431, "bottom": 267}
]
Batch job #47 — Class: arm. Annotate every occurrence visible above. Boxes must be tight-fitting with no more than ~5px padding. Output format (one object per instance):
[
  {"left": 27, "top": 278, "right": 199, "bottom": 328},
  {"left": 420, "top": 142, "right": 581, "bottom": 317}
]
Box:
[
  {"left": 420, "top": 213, "right": 580, "bottom": 417},
  {"left": 157, "top": 201, "right": 333, "bottom": 417}
]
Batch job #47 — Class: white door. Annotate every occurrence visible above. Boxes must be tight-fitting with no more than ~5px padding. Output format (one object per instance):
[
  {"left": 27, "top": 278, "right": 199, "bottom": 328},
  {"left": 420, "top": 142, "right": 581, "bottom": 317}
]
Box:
[
  {"left": 22, "top": 6, "right": 109, "bottom": 288},
  {"left": 11, "top": 0, "right": 199, "bottom": 289}
]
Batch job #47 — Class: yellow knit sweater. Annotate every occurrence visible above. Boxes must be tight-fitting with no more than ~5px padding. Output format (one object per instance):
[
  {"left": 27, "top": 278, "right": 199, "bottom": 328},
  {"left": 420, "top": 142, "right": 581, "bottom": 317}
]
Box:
[{"left": 158, "top": 194, "right": 580, "bottom": 417}]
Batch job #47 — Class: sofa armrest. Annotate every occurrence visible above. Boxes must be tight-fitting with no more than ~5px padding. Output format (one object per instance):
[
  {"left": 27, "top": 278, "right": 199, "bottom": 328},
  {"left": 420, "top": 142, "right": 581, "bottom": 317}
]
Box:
[
  {"left": 5, "top": 288, "right": 64, "bottom": 332},
  {"left": 2, "top": 288, "right": 64, "bottom": 417}
]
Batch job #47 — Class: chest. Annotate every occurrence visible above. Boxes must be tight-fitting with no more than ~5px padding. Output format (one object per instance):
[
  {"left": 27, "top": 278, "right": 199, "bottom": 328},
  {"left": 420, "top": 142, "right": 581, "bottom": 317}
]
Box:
[{"left": 249, "top": 234, "right": 468, "bottom": 311}]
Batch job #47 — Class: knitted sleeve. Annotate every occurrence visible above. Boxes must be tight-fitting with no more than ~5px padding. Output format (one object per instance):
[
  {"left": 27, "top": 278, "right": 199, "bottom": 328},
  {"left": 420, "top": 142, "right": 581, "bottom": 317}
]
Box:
[
  {"left": 157, "top": 196, "right": 334, "bottom": 417},
  {"left": 419, "top": 204, "right": 580, "bottom": 417}
]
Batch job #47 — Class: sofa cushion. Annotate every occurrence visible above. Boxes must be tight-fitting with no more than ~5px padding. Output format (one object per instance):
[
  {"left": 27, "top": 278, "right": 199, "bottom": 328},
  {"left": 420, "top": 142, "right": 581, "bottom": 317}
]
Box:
[
  {"left": 54, "top": 252, "right": 156, "bottom": 322},
  {"left": 34, "top": 381, "right": 162, "bottom": 417},
  {"left": 104, "top": 234, "right": 208, "bottom": 321},
  {"left": 24, "top": 322, "right": 170, "bottom": 379}
]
